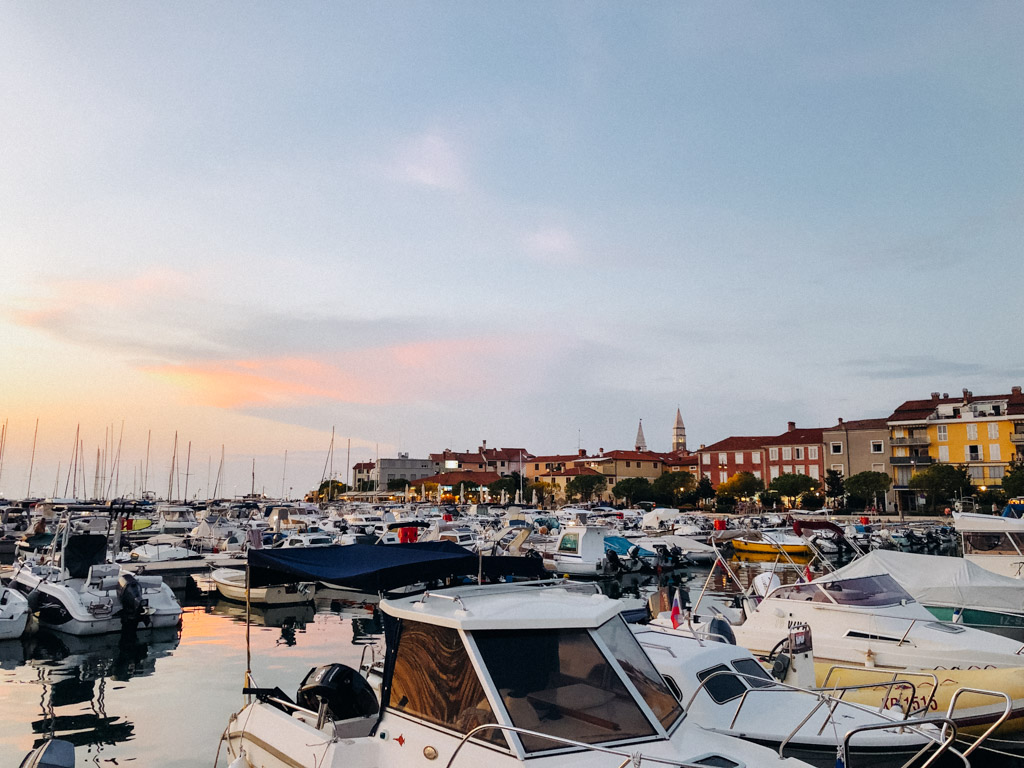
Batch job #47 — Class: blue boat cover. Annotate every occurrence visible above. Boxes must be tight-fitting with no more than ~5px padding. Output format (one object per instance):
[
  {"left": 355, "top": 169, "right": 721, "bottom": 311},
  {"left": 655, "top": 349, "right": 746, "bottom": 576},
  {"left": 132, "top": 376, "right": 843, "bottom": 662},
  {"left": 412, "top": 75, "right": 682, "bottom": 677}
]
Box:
[
  {"left": 247, "top": 541, "right": 545, "bottom": 592},
  {"left": 603, "top": 536, "right": 655, "bottom": 558},
  {"left": 1001, "top": 501, "right": 1024, "bottom": 519}
]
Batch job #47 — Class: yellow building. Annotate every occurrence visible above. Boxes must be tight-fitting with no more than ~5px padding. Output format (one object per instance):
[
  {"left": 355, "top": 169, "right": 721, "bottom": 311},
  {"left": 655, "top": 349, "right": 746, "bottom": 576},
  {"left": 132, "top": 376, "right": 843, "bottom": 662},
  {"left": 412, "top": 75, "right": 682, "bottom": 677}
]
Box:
[{"left": 887, "top": 387, "right": 1024, "bottom": 511}]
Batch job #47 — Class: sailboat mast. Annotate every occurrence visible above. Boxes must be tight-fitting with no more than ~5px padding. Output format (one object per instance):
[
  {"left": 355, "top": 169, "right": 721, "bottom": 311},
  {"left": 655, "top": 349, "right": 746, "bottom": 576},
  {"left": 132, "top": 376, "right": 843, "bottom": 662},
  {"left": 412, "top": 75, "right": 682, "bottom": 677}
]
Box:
[
  {"left": 281, "top": 449, "right": 288, "bottom": 499},
  {"left": 0, "top": 418, "right": 7, "bottom": 490},
  {"left": 26, "top": 418, "right": 39, "bottom": 498},
  {"left": 144, "top": 429, "right": 151, "bottom": 495},
  {"left": 183, "top": 440, "right": 192, "bottom": 501},
  {"left": 168, "top": 432, "right": 177, "bottom": 502}
]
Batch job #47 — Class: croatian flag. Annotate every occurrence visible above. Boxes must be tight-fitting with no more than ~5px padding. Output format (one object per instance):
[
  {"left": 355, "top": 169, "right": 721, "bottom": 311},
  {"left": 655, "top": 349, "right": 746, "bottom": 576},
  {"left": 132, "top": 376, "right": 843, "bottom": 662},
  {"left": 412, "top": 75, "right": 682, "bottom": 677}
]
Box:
[{"left": 670, "top": 588, "right": 683, "bottom": 629}]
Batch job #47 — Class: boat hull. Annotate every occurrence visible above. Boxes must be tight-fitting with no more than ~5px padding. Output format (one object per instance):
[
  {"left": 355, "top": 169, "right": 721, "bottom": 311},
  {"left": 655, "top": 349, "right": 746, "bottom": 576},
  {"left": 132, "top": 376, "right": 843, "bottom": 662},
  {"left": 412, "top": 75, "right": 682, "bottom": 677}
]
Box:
[{"left": 212, "top": 568, "right": 315, "bottom": 605}]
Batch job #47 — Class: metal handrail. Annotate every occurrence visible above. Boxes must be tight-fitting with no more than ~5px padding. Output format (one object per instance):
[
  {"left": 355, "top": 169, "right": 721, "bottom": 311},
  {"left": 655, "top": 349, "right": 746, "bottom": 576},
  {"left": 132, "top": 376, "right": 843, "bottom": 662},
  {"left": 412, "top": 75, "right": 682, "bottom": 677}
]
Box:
[
  {"left": 444, "top": 723, "right": 730, "bottom": 768},
  {"left": 821, "top": 664, "right": 938, "bottom": 716},
  {"left": 841, "top": 716, "right": 963, "bottom": 768},
  {"left": 942, "top": 687, "right": 1012, "bottom": 758}
]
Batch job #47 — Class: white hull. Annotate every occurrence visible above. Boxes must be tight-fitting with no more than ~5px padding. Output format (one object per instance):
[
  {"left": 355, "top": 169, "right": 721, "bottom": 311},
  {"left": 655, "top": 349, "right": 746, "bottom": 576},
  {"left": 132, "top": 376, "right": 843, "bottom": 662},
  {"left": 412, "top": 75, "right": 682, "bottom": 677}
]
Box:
[
  {"left": 0, "top": 586, "right": 29, "bottom": 640},
  {"left": 211, "top": 568, "right": 314, "bottom": 605}
]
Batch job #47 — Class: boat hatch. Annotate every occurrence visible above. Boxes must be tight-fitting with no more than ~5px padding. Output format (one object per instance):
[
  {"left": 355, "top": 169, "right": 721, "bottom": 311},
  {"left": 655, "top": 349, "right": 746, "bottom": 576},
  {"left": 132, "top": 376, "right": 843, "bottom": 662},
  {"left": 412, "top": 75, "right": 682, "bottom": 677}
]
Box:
[
  {"left": 694, "top": 658, "right": 773, "bottom": 705},
  {"left": 925, "top": 622, "right": 966, "bottom": 634},
  {"left": 472, "top": 616, "right": 682, "bottom": 753}
]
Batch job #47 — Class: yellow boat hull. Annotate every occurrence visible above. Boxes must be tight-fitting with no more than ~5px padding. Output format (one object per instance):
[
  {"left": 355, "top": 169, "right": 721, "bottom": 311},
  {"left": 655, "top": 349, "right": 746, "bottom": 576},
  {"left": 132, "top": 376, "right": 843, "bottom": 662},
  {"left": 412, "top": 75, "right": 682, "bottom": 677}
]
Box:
[
  {"left": 817, "top": 662, "right": 1024, "bottom": 745},
  {"left": 731, "top": 539, "right": 812, "bottom": 557}
]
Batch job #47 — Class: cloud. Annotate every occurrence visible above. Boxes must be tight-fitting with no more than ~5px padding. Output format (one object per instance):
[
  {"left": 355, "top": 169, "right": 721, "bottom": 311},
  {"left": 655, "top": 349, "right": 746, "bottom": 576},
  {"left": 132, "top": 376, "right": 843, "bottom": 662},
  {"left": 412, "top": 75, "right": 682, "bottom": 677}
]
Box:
[
  {"left": 843, "top": 356, "right": 1024, "bottom": 382},
  {"left": 523, "top": 226, "right": 582, "bottom": 265},
  {"left": 392, "top": 133, "right": 467, "bottom": 191}
]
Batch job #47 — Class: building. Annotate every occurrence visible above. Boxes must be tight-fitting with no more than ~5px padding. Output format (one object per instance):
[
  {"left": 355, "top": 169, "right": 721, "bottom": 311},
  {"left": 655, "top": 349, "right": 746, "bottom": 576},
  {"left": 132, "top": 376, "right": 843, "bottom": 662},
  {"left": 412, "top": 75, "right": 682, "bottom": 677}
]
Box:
[
  {"left": 429, "top": 442, "right": 531, "bottom": 477},
  {"left": 762, "top": 423, "right": 826, "bottom": 485},
  {"left": 887, "top": 387, "right": 1024, "bottom": 511},
  {"left": 821, "top": 418, "right": 892, "bottom": 508},
  {"left": 351, "top": 461, "right": 376, "bottom": 490},
  {"left": 539, "top": 466, "right": 606, "bottom": 502},
  {"left": 696, "top": 436, "right": 772, "bottom": 489},
  {"left": 524, "top": 451, "right": 588, "bottom": 484},
  {"left": 576, "top": 450, "right": 667, "bottom": 489},
  {"left": 672, "top": 409, "right": 687, "bottom": 453},
  {"left": 376, "top": 454, "right": 435, "bottom": 488}
]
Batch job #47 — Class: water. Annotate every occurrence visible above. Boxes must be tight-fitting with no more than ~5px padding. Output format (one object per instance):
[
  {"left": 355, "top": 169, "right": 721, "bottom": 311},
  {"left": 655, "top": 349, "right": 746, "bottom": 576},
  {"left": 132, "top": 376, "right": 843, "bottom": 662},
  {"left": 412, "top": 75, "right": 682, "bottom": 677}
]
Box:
[{"left": 0, "top": 590, "right": 381, "bottom": 768}]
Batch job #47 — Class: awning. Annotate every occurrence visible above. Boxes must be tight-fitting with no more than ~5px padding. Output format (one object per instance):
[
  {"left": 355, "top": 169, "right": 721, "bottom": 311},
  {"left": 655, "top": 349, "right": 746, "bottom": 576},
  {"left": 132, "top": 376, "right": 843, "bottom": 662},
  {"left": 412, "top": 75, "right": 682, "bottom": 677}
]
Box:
[{"left": 247, "top": 541, "right": 546, "bottom": 593}]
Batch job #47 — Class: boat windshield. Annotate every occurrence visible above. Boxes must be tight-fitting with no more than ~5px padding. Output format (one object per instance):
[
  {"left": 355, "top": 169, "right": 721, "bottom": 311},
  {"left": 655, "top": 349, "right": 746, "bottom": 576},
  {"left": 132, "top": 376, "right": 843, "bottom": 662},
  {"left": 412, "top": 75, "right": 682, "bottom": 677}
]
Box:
[
  {"left": 818, "top": 574, "right": 913, "bottom": 606},
  {"left": 474, "top": 627, "right": 659, "bottom": 753}
]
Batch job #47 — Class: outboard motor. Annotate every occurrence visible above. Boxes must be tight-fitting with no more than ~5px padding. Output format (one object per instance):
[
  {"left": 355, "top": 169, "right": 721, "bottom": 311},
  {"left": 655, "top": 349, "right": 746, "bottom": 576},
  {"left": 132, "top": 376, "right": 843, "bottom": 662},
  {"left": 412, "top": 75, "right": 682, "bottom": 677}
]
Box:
[
  {"left": 707, "top": 613, "right": 736, "bottom": 645},
  {"left": 117, "top": 573, "right": 150, "bottom": 630},
  {"left": 296, "top": 663, "right": 379, "bottom": 724},
  {"left": 605, "top": 549, "right": 623, "bottom": 573}
]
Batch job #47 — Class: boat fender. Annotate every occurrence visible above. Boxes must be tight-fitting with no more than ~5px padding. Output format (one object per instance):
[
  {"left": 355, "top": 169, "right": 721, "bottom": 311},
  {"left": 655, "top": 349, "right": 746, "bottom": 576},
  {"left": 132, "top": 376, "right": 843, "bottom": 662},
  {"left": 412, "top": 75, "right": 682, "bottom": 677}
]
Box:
[
  {"left": 707, "top": 614, "right": 736, "bottom": 645},
  {"left": 117, "top": 573, "right": 150, "bottom": 629}
]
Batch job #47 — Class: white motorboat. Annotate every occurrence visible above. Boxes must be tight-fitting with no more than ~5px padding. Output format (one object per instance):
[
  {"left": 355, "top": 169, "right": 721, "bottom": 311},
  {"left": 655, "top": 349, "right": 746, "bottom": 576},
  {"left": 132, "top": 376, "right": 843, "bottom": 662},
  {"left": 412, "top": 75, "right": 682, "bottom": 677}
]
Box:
[
  {"left": 223, "top": 581, "right": 820, "bottom": 768},
  {"left": 537, "top": 525, "right": 653, "bottom": 577},
  {"left": 954, "top": 504, "right": 1024, "bottom": 579},
  {"left": 8, "top": 517, "right": 182, "bottom": 636},
  {"left": 0, "top": 584, "right": 30, "bottom": 640},
  {"left": 210, "top": 567, "right": 315, "bottom": 605},
  {"left": 115, "top": 534, "right": 201, "bottom": 563}
]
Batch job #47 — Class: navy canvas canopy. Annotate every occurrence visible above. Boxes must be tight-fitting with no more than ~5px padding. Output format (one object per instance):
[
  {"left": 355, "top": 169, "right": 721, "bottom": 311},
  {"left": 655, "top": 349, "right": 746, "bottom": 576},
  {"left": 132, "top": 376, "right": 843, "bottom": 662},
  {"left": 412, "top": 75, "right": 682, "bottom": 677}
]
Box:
[{"left": 247, "top": 541, "right": 545, "bottom": 593}]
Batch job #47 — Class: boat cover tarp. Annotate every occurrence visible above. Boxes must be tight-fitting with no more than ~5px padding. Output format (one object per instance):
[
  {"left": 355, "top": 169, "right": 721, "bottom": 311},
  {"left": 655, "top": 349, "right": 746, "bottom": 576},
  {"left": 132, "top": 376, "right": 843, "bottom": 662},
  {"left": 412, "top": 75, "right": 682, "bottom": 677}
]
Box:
[
  {"left": 822, "top": 549, "right": 1024, "bottom": 614},
  {"left": 603, "top": 536, "right": 655, "bottom": 559},
  {"left": 247, "top": 542, "right": 546, "bottom": 592},
  {"left": 1002, "top": 501, "right": 1024, "bottom": 519}
]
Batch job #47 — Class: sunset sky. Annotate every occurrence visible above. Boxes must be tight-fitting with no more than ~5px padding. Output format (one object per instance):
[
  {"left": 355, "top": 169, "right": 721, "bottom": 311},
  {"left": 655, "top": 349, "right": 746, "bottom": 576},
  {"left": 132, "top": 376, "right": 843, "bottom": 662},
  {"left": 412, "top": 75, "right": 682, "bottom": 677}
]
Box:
[{"left": 2, "top": 3, "right": 1022, "bottom": 499}]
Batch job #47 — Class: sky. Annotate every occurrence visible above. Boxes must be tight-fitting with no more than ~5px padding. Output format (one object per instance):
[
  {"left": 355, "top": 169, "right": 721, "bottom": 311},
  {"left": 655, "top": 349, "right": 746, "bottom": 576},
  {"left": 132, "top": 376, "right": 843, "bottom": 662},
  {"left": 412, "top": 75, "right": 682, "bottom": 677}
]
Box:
[{"left": 1, "top": 3, "right": 1022, "bottom": 500}]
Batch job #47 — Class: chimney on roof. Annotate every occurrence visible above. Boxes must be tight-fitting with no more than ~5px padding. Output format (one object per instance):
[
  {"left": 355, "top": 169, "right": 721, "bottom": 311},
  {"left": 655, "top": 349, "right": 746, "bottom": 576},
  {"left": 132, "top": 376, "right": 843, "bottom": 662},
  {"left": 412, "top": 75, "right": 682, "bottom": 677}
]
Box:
[
  {"left": 578, "top": 449, "right": 586, "bottom": 457},
  {"left": 481, "top": 440, "right": 487, "bottom": 451},
  {"left": 963, "top": 389, "right": 973, "bottom": 402},
  {"left": 700, "top": 443, "right": 706, "bottom": 450},
  {"left": 931, "top": 392, "right": 940, "bottom": 401},
  {"left": 837, "top": 417, "right": 844, "bottom": 426},
  {"left": 1013, "top": 386, "right": 1022, "bottom": 396},
  {"left": 787, "top": 421, "right": 796, "bottom": 432},
  {"left": 599, "top": 447, "right": 604, "bottom": 454},
  {"left": 943, "top": 393, "right": 949, "bottom": 398}
]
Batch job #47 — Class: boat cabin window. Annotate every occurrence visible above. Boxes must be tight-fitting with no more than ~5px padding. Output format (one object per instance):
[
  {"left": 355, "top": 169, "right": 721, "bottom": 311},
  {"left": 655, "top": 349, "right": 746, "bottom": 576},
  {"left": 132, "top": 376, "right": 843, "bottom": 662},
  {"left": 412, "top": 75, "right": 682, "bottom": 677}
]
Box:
[
  {"left": 963, "top": 532, "right": 1023, "bottom": 555},
  {"left": 388, "top": 621, "right": 504, "bottom": 746},
  {"left": 595, "top": 617, "right": 682, "bottom": 729},
  {"left": 695, "top": 664, "right": 747, "bottom": 704},
  {"left": 817, "top": 575, "right": 912, "bottom": 607},
  {"left": 474, "top": 627, "right": 658, "bottom": 753},
  {"left": 731, "top": 658, "right": 773, "bottom": 688},
  {"left": 558, "top": 533, "right": 579, "bottom": 553}
]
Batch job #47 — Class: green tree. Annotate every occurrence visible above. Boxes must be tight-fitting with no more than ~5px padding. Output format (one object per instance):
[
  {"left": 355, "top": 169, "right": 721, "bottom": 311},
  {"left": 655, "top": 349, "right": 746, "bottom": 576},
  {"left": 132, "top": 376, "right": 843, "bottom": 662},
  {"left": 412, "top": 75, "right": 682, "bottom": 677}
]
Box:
[
  {"left": 651, "top": 471, "right": 697, "bottom": 506},
  {"left": 1003, "top": 456, "right": 1024, "bottom": 499},
  {"left": 695, "top": 475, "right": 716, "bottom": 505},
  {"left": 799, "top": 491, "right": 825, "bottom": 510},
  {"left": 908, "top": 464, "right": 973, "bottom": 512},
  {"left": 824, "top": 469, "right": 845, "bottom": 507},
  {"left": 487, "top": 472, "right": 523, "bottom": 500},
  {"left": 612, "top": 477, "right": 652, "bottom": 506},
  {"left": 843, "top": 471, "right": 892, "bottom": 510},
  {"left": 716, "top": 471, "right": 764, "bottom": 499},
  {"left": 526, "top": 481, "right": 552, "bottom": 507},
  {"left": 386, "top": 478, "right": 410, "bottom": 492},
  {"left": 769, "top": 473, "right": 819, "bottom": 505},
  {"left": 565, "top": 474, "right": 608, "bottom": 503},
  {"left": 313, "top": 479, "right": 349, "bottom": 502}
]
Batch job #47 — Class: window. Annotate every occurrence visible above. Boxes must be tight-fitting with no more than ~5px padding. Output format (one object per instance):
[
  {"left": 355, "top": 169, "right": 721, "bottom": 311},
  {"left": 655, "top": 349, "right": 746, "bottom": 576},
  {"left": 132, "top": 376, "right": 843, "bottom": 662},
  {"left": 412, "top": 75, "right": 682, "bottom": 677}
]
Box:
[
  {"left": 596, "top": 618, "right": 682, "bottom": 729},
  {"left": 637, "top": 462, "right": 642, "bottom": 468},
  {"left": 967, "top": 424, "right": 978, "bottom": 440},
  {"left": 969, "top": 467, "right": 984, "bottom": 479},
  {"left": 794, "top": 447, "right": 804, "bottom": 460},
  {"left": 938, "top": 446, "right": 949, "bottom": 462},
  {"left": 831, "top": 464, "right": 844, "bottom": 473},
  {"left": 782, "top": 447, "right": 792, "bottom": 460},
  {"left": 965, "top": 445, "right": 982, "bottom": 462},
  {"left": 734, "top": 452, "right": 744, "bottom": 464},
  {"left": 989, "top": 423, "right": 1000, "bottom": 440},
  {"left": 808, "top": 446, "right": 818, "bottom": 460},
  {"left": 752, "top": 452, "right": 761, "bottom": 464},
  {"left": 993, "top": 405, "right": 1002, "bottom": 416},
  {"left": 695, "top": 664, "right": 747, "bottom": 704},
  {"left": 963, "top": 532, "right": 1023, "bottom": 555},
  {"left": 753, "top": 470, "right": 762, "bottom": 480},
  {"left": 389, "top": 621, "right": 504, "bottom": 746},
  {"left": 990, "top": 466, "right": 1005, "bottom": 480},
  {"left": 558, "top": 533, "right": 579, "bottom": 553},
  {"left": 830, "top": 442, "right": 843, "bottom": 455},
  {"left": 769, "top": 447, "right": 779, "bottom": 461},
  {"left": 795, "top": 466, "right": 805, "bottom": 475},
  {"left": 871, "top": 463, "right": 884, "bottom": 472},
  {"left": 783, "top": 465, "right": 793, "bottom": 474},
  {"left": 474, "top": 627, "right": 658, "bottom": 752},
  {"left": 703, "top": 454, "right": 711, "bottom": 465},
  {"left": 870, "top": 441, "right": 883, "bottom": 454},
  {"left": 718, "top": 453, "right": 727, "bottom": 464},
  {"left": 808, "top": 466, "right": 819, "bottom": 480},
  {"left": 894, "top": 428, "right": 905, "bottom": 439},
  {"left": 770, "top": 466, "right": 780, "bottom": 480},
  {"left": 990, "top": 444, "right": 1002, "bottom": 461},
  {"left": 719, "top": 471, "right": 728, "bottom": 483},
  {"left": 937, "top": 425, "right": 948, "bottom": 442}
]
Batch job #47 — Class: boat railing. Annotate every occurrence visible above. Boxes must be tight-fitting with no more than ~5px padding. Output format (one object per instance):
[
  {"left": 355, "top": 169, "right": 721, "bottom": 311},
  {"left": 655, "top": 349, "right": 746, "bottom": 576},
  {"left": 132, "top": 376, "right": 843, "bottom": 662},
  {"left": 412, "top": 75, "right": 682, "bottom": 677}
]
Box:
[
  {"left": 445, "top": 723, "right": 737, "bottom": 768},
  {"left": 841, "top": 717, "right": 963, "bottom": 768},
  {"left": 940, "top": 687, "right": 1012, "bottom": 759},
  {"left": 821, "top": 665, "right": 939, "bottom": 717},
  {"left": 417, "top": 578, "right": 600, "bottom": 608}
]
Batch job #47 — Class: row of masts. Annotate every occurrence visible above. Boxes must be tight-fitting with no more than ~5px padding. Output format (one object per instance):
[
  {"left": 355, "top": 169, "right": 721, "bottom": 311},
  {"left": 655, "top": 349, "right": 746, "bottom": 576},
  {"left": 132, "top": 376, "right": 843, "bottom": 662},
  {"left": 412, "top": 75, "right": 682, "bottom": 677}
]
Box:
[{"left": 0, "top": 420, "right": 353, "bottom": 503}]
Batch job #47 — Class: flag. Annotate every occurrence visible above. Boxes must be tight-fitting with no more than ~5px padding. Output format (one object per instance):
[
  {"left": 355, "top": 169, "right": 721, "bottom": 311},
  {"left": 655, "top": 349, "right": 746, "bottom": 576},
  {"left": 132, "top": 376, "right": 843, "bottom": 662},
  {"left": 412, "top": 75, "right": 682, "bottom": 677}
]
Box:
[
  {"left": 670, "top": 587, "right": 683, "bottom": 629},
  {"left": 804, "top": 563, "right": 813, "bottom": 583}
]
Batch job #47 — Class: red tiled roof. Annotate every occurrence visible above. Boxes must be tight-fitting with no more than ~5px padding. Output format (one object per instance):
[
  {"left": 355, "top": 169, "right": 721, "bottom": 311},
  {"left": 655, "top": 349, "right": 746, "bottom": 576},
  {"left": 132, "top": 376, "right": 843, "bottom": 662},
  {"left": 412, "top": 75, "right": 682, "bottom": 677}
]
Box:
[
  {"left": 762, "top": 427, "right": 825, "bottom": 446},
  {"left": 698, "top": 436, "right": 773, "bottom": 452},
  {"left": 889, "top": 389, "right": 1024, "bottom": 420},
  {"left": 581, "top": 450, "right": 665, "bottom": 462},
  {"left": 415, "top": 471, "right": 502, "bottom": 486},
  {"left": 543, "top": 467, "right": 603, "bottom": 478},
  {"left": 825, "top": 418, "right": 889, "bottom": 431},
  {"left": 352, "top": 462, "right": 375, "bottom": 470},
  {"left": 529, "top": 454, "right": 585, "bottom": 464}
]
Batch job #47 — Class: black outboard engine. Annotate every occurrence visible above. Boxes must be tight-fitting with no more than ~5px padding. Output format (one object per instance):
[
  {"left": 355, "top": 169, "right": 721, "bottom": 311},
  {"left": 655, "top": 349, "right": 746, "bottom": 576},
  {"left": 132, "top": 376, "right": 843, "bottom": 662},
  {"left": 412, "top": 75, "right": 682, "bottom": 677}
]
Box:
[
  {"left": 117, "top": 573, "right": 150, "bottom": 630},
  {"left": 605, "top": 549, "right": 623, "bottom": 573},
  {"left": 707, "top": 614, "right": 736, "bottom": 645},
  {"left": 296, "top": 664, "right": 379, "bottom": 722}
]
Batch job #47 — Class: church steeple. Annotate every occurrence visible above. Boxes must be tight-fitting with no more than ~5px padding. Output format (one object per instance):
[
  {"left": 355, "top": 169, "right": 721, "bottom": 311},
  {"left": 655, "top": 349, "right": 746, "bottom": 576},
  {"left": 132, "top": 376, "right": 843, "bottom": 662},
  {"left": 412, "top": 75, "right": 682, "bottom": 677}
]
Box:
[
  {"left": 672, "top": 408, "right": 687, "bottom": 454},
  {"left": 635, "top": 419, "right": 647, "bottom": 452}
]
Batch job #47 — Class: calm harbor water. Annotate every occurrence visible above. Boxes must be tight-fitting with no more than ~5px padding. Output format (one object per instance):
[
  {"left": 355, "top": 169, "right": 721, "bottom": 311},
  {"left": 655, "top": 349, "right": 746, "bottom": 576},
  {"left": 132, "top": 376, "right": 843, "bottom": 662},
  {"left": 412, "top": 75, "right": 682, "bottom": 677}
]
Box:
[{"left": 0, "top": 562, "right": 1012, "bottom": 768}]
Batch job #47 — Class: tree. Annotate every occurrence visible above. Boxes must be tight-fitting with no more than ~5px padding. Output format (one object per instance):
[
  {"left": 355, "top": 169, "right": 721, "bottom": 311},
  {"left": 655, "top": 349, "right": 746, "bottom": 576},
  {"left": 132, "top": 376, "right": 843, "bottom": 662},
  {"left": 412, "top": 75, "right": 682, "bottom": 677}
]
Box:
[
  {"left": 716, "top": 471, "right": 764, "bottom": 499},
  {"left": 565, "top": 474, "right": 608, "bottom": 503},
  {"left": 695, "top": 475, "right": 716, "bottom": 505},
  {"left": 355, "top": 479, "right": 376, "bottom": 492},
  {"left": 526, "top": 481, "right": 553, "bottom": 507},
  {"left": 612, "top": 477, "right": 652, "bottom": 506},
  {"left": 843, "top": 471, "right": 891, "bottom": 510},
  {"left": 908, "top": 464, "right": 973, "bottom": 512},
  {"left": 386, "top": 478, "right": 410, "bottom": 492},
  {"left": 312, "top": 479, "right": 349, "bottom": 502},
  {"left": 1003, "top": 456, "right": 1024, "bottom": 499},
  {"left": 769, "top": 473, "right": 819, "bottom": 505},
  {"left": 651, "top": 471, "right": 697, "bottom": 506},
  {"left": 824, "top": 469, "right": 845, "bottom": 508}
]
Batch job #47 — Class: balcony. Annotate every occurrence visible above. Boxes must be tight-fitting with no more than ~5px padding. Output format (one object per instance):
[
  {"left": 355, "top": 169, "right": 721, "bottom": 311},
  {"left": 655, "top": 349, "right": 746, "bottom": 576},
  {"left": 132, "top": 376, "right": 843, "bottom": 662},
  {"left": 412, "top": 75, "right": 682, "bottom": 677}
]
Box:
[
  {"left": 890, "top": 436, "right": 930, "bottom": 447},
  {"left": 890, "top": 456, "right": 934, "bottom": 467},
  {"left": 1010, "top": 432, "right": 1024, "bottom": 444}
]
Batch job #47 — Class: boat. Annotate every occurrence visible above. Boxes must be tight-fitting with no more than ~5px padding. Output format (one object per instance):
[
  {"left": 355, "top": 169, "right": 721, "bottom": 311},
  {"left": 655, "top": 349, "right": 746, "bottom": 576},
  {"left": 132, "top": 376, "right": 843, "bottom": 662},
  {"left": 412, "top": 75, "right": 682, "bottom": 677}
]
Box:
[
  {"left": 954, "top": 501, "right": 1024, "bottom": 579},
  {"left": 0, "top": 583, "right": 30, "bottom": 640},
  {"left": 222, "top": 580, "right": 821, "bottom": 768},
  {"left": 538, "top": 525, "right": 657, "bottom": 577},
  {"left": 729, "top": 528, "right": 812, "bottom": 558},
  {"left": 18, "top": 739, "right": 75, "bottom": 768},
  {"left": 210, "top": 567, "right": 315, "bottom": 605},
  {"left": 825, "top": 548, "right": 1024, "bottom": 638},
  {"left": 8, "top": 515, "right": 182, "bottom": 636}
]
